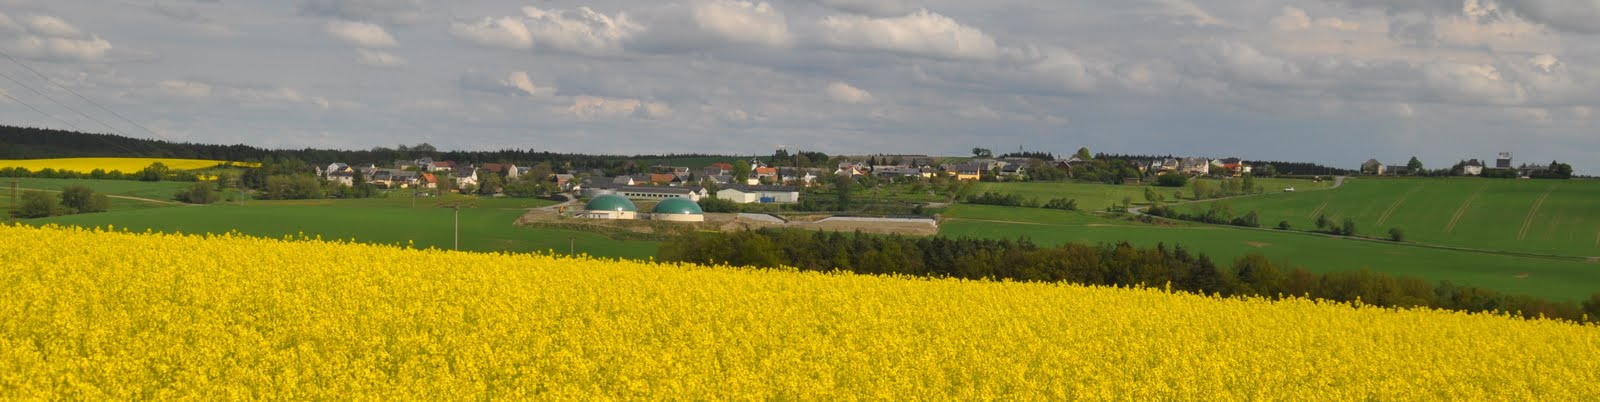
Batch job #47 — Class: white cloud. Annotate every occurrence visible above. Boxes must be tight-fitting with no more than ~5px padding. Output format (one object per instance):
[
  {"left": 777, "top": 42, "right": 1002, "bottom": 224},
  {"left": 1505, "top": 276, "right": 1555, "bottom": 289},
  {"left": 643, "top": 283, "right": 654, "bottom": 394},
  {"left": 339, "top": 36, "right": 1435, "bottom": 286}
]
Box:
[
  {"left": 22, "top": 15, "right": 83, "bottom": 38},
  {"left": 449, "top": 16, "right": 532, "bottom": 50},
  {"left": 297, "top": 0, "right": 429, "bottom": 25},
  {"left": 0, "top": 12, "right": 19, "bottom": 33},
  {"left": 460, "top": 71, "right": 554, "bottom": 97},
  {"left": 324, "top": 20, "right": 397, "bottom": 48},
  {"left": 793, "top": 0, "right": 917, "bottom": 17},
  {"left": 1270, "top": 7, "right": 1312, "bottom": 32},
  {"left": 693, "top": 0, "right": 792, "bottom": 47},
  {"left": 158, "top": 80, "right": 213, "bottom": 98},
  {"left": 564, "top": 95, "right": 670, "bottom": 119},
  {"left": 0, "top": 13, "right": 113, "bottom": 61},
  {"left": 450, "top": 7, "right": 640, "bottom": 54},
  {"left": 519, "top": 7, "right": 641, "bottom": 54},
  {"left": 1272, "top": 7, "right": 1360, "bottom": 32},
  {"left": 355, "top": 49, "right": 406, "bottom": 67},
  {"left": 7, "top": 35, "right": 113, "bottom": 62},
  {"left": 826, "top": 82, "right": 873, "bottom": 103},
  {"left": 817, "top": 10, "right": 1000, "bottom": 60}
]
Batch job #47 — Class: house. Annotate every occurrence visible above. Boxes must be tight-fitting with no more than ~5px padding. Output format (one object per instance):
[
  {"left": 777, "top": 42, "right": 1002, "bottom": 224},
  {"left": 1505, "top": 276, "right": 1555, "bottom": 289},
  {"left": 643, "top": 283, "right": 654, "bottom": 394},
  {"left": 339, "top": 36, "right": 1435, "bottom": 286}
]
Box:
[
  {"left": 649, "top": 173, "right": 678, "bottom": 185},
  {"left": 1179, "top": 157, "right": 1210, "bottom": 176},
  {"left": 481, "top": 163, "right": 508, "bottom": 176},
  {"left": 951, "top": 162, "right": 986, "bottom": 181},
  {"left": 1463, "top": 159, "right": 1485, "bottom": 176},
  {"left": 1159, "top": 158, "right": 1180, "bottom": 172},
  {"left": 873, "top": 166, "right": 922, "bottom": 178},
  {"left": 998, "top": 163, "right": 1028, "bottom": 178},
  {"left": 395, "top": 160, "right": 418, "bottom": 170},
  {"left": 582, "top": 184, "right": 706, "bottom": 201},
  {"left": 507, "top": 165, "right": 525, "bottom": 180},
  {"left": 778, "top": 167, "right": 819, "bottom": 185},
  {"left": 752, "top": 167, "right": 778, "bottom": 184},
  {"left": 1496, "top": 152, "right": 1513, "bottom": 169},
  {"left": 430, "top": 161, "right": 456, "bottom": 172},
  {"left": 554, "top": 174, "right": 575, "bottom": 189},
  {"left": 420, "top": 173, "right": 438, "bottom": 189},
  {"left": 1362, "top": 159, "right": 1386, "bottom": 176},
  {"left": 702, "top": 166, "right": 729, "bottom": 177},
  {"left": 716, "top": 185, "right": 800, "bottom": 204},
  {"left": 1214, "top": 157, "right": 1250, "bottom": 176},
  {"left": 390, "top": 170, "right": 419, "bottom": 188},
  {"left": 650, "top": 165, "right": 692, "bottom": 181},
  {"left": 326, "top": 170, "right": 354, "bottom": 187},
  {"left": 323, "top": 163, "right": 351, "bottom": 177},
  {"left": 835, "top": 162, "right": 867, "bottom": 177},
  {"left": 453, "top": 169, "right": 479, "bottom": 188}
]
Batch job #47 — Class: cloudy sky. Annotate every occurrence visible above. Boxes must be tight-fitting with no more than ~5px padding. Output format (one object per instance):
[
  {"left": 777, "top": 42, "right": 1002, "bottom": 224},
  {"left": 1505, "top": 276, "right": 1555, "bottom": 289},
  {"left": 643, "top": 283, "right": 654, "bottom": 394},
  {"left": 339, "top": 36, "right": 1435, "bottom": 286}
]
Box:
[{"left": 1, "top": 0, "right": 1597, "bottom": 172}]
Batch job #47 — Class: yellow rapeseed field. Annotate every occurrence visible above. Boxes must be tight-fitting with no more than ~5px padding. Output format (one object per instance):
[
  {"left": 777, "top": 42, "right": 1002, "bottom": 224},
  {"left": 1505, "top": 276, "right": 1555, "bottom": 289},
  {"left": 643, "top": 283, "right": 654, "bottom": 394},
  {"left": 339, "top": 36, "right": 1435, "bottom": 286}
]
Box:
[
  {"left": 0, "top": 157, "right": 259, "bottom": 173},
  {"left": 1, "top": 224, "right": 1597, "bottom": 400}
]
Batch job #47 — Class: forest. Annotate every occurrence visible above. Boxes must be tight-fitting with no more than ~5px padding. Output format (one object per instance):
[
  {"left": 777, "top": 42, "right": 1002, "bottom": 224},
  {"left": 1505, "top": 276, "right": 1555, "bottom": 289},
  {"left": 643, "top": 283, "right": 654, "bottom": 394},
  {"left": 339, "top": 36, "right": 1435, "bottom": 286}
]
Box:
[{"left": 660, "top": 229, "right": 1600, "bottom": 323}]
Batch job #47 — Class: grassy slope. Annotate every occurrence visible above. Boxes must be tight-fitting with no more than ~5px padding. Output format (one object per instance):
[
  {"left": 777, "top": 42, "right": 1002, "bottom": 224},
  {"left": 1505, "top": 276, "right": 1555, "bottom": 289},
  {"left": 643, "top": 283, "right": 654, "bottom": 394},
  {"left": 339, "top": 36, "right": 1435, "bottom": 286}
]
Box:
[
  {"left": 32, "top": 203, "right": 658, "bottom": 260},
  {"left": 13, "top": 179, "right": 656, "bottom": 260},
  {"left": 975, "top": 178, "right": 1332, "bottom": 211},
  {"left": 1184, "top": 178, "right": 1600, "bottom": 257},
  {"left": 939, "top": 204, "right": 1600, "bottom": 301}
]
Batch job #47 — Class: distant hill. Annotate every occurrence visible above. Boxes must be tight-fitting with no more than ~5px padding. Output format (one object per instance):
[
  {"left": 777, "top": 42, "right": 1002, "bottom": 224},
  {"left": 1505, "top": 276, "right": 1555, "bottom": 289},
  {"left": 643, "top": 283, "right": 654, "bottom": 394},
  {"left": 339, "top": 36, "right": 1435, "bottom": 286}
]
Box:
[{"left": 0, "top": 125, "right": 723, "bottom": 169}]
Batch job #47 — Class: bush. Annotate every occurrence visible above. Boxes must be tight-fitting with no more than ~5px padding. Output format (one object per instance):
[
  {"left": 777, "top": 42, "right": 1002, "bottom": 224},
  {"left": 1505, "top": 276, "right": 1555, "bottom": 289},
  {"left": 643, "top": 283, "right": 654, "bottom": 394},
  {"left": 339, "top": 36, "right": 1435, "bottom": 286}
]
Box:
[
  {"left": 1042, "top": 198, "right": 1078, "bottom": 211},
  {"left": 698, "top": 197, "right": 740, "bottom": 213},
  {"left": 1155, "top": 172, "right": 1188, "bottom": 187},
  {"left": 1277, "top": 220, "right": 1291, "bottom": 230},
  {"left": 14, "top": 190, "right": 65, "bottom": 218},
  {"left": 60, "top": 186, "right": 108, "bottom": 213},
  {"left": 176, "top": 181, "right": 221, "bottom": 204},
  {"left": 1389, "top": 228, "right": 1405, "bottom": 242}
]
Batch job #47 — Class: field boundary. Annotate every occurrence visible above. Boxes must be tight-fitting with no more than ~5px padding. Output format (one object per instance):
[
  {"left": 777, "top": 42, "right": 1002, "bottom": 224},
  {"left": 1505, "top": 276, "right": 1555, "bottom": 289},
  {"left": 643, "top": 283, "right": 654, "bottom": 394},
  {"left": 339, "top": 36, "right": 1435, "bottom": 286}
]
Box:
[
  {"left": 1443, "top": 184, "right": 1487, "bottom": 234},
  {"left": 1516, "top": 185, "right": 1556, "bottom": 241},
  {"left": 18, "top": 187, "right": 184, "bottom": 206},
  {"left": 1375, "top": 186, "right": 1423, "bottom": 226}
]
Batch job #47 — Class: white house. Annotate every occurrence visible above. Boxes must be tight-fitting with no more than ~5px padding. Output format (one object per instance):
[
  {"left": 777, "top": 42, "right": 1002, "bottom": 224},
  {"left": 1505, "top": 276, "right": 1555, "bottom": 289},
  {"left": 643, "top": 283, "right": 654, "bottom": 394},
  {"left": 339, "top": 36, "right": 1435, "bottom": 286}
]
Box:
[
  {"left": 716, "top": 185, "right": 800, "bottom": 204},
  {"left": 1463, "top": 159, "right": 1485, "bottom": 176},
  {"left": 453, "top": 169, "right": 479, "bottom": 188},
  {"left": 1179, "top": 157, "right": 1210, "bottom": 176}
]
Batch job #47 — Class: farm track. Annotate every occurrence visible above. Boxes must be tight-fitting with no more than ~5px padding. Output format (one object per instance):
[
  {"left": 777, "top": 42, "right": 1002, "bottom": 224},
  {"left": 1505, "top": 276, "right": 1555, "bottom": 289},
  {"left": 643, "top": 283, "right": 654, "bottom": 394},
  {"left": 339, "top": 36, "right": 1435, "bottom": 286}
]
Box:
[
  {"left": 1375, "top": 186, "right": 1423, "bottom": 226},
  {"left": 1307, "top": 200, "right": 1330, "bottom": 219},
  {"left": 1517, "top": 185, "right": 1557, "bottom": 241},
  {"left": 18, "top": 187, "right": 184, "bottom": 205},
  {"left": 1444, "top": 184, "right": 1488, "bottom": 234}
]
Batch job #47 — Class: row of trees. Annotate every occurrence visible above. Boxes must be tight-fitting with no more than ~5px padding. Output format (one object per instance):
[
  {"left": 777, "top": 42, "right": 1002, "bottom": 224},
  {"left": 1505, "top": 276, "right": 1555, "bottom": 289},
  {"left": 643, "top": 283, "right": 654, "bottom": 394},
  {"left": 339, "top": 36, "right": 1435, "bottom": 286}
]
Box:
[
  {"left": 1146, "top": 204, "right": 1261, "bottom": 228},
  {"left": 659, "top": 230, "right": 1600, "bottom": 323},
  {"left": 0, "top": 163, "right": 209, "bottom": 183},
  {"left": 11, "top": 186, "right": 108, "bottom": 218}
]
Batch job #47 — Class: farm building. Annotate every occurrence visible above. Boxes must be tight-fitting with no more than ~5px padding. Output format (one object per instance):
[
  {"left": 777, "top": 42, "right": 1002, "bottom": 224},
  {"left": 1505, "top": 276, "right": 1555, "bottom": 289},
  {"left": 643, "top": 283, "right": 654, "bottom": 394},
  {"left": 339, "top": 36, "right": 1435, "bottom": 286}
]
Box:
[
  {"left": 582, "top": 184, "right": 706, "bottom": 201},
  {"left": 580, "top": 194, "right": 638, "bottom": 220},
  {"left": 651, "top": 198, "right": 705, "bottom": 222},
  {"left": 717, "top": 185, "right": 800, "bottom": 204}
]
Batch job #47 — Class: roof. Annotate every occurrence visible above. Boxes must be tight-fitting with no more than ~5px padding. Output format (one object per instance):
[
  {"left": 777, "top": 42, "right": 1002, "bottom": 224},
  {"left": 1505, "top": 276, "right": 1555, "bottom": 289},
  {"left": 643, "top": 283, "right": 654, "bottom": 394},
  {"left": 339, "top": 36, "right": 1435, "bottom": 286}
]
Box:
[
  {"left": 754, "top": 167, "right": 778, "bottom": 175},
  {"left": 481, "top": 163, "right": 506, "bottom": 173},
  {"left": 1465, "top": 159, "right": 1485, "bottom": 166},
  {"left": 585, "top": 194, "right": 638, "bottom": 212},
  {"left": 721, "top": 184, "right": 799, "bottom": 193},
  {"left": 650, "top": 173, "right": 676, "bottom": 183},
  {"left": 710, "top": 162, "right": 733, "bottom": 170},
  {"left": 652, "top": 198, "right": 704, "bottom": 215},
  {"left": 433, "top": 161, "right": 456, "bottom": 168},
  {"left": 422, "top": 173, "right": 437, "bottom": 183}
]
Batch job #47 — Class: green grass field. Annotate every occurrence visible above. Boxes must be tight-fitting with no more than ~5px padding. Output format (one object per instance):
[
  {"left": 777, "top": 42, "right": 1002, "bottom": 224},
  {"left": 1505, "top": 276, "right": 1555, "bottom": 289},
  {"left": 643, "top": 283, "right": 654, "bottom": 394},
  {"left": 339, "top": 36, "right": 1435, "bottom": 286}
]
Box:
[
  {"left": 974, "top": 177, "right": 1333, "bottom": 210},
  {"left": 31, "top": 204, "right": 658, "bottom": 260},
  {"left": 1182, "top": 177, "right": 1600, "bottom": 258},
  {"left": 12, "top": 178, "right": 657, "bottom": 260},
  {"left": 938, "top": 204, "right": 1600, "bottom": 301}
]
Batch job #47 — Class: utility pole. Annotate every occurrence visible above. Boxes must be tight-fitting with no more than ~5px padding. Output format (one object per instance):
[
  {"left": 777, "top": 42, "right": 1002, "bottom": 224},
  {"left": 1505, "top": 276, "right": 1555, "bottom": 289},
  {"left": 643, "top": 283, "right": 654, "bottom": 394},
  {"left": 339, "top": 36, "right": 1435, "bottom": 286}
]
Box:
[
  {"left": 9, "top": 177, "right": 17, "bottom": 217},
  {"left": 569, "top": 236, "right": 575, "bottom": 257},
  {"left": 452, "top": 205, "right": 459, "bottom": 250}
]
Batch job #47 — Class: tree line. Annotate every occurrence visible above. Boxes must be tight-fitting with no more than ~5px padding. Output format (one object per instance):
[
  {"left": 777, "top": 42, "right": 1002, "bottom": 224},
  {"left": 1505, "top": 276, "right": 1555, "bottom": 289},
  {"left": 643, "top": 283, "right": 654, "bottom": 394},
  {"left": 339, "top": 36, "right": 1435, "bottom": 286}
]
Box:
[{"left": 659, "top": 230, "right": 1600, "bottom": 323}]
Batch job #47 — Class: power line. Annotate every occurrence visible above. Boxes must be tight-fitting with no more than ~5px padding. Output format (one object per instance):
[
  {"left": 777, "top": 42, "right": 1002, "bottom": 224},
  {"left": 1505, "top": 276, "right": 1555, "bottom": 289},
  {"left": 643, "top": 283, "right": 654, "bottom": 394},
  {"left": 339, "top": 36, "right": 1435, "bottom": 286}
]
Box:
[
  {"left": 0, "top": 86, "right": 87, "bottom": 132},
  {"left": 0, "top": 49, "right": 173, "bottom": 143},
  {"left": 0, "top": 68, "right": 130, "bottom": 138},
  {"left": 0, "top": 72, "right": 149, "bottom": 156}
]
